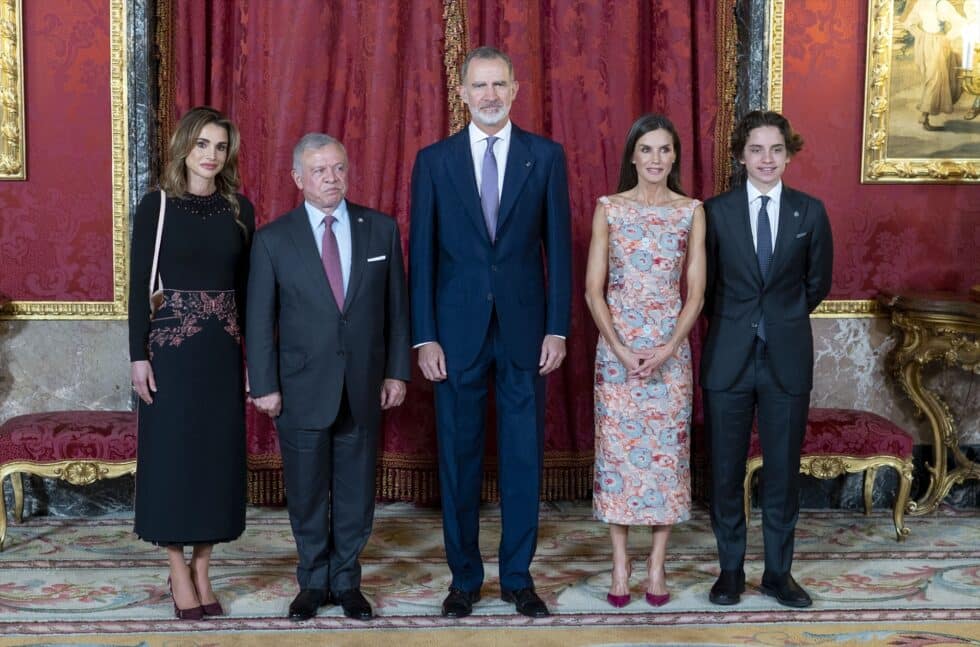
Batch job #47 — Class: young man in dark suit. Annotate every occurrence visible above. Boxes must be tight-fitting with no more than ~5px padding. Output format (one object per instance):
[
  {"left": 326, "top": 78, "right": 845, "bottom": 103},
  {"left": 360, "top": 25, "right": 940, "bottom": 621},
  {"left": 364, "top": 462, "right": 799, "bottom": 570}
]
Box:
[
  {"left": 409, "top": 46, "right": 572, "bottom": 619},
  {"left": 701, "top": 111, "right": 833, "bottom": 608},
  {"left": 247, "top": 133, "right": 411, "bottom": 621}
]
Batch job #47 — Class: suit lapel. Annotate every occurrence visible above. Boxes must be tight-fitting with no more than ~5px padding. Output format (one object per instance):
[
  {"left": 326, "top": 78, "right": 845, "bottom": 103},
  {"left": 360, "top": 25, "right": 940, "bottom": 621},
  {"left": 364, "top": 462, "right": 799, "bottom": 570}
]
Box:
[
  {"left": 285, "top": 207, "right": 337, "bottom": 310},
  {"left": 444, "top": 130, "right": 489, "bottom": 243},
  {"left": 769, "top": 186, "right": 803, "bottom": 278},
  {"left": 497, "top": 126, "right": 534, "bottom": 236},
  {"left": 344, "top": 203, "right": 371, "bottom": 311},
  {"left": 730, "top": 186, "right": 763, "bottom": 285}
]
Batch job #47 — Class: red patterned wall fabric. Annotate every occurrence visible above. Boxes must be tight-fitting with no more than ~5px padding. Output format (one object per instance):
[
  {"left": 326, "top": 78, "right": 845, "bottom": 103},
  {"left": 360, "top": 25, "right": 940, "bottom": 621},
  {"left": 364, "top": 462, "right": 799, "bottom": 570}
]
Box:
[
  {"left": 0, "top": 0, "right": 112, "bottom": 302},
  {"left": 782, "top": 2, "right": 978, "bottom": 297},
  {"left": 165, "top": 0, "right": 449, "bottom": 503},
  {"left": 466, "top": 0, "right": 723, "bottom": 484},
  {"left": 163, "top": 1, "right": 725, "bottom": 502}
]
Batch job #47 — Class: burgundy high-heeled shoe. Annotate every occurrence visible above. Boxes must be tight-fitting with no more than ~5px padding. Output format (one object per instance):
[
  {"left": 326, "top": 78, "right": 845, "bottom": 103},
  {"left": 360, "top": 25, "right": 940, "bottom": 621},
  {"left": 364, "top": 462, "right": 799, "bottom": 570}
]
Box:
[
  {"left": 607, "top": 562, "right": 632, "bottom": 608},
  {"left": 190, "top": 569, "right": 224, "bottom": 616},
  {"left": 644, "top": 559, "right": 670, "bottom": 607},
  {"left": 168, "top": 576, "right": 204, "bottom": 620}
]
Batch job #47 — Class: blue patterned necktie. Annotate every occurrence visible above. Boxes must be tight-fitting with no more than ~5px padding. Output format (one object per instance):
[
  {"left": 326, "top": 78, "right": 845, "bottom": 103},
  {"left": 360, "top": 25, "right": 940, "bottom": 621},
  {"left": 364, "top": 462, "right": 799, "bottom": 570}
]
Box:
[
  {"left": 756, "top": 195, "right": 772, "bottom": 342},
  {"left": 481, "top": 136, "right": 499, "bottom": 242}
]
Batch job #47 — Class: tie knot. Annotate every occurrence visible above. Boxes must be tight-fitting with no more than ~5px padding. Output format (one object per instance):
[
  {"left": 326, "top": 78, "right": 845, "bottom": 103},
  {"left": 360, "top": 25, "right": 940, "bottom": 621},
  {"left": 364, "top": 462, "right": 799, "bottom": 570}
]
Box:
[
  {"left": 486, "top": 136, "right": 498, "bottom": 151},
  {"left": 759, "top": 195, "right": 770, "bottom": 208},
  {"left": 323, "top": 214, "right": 336, "bottom": 228}
]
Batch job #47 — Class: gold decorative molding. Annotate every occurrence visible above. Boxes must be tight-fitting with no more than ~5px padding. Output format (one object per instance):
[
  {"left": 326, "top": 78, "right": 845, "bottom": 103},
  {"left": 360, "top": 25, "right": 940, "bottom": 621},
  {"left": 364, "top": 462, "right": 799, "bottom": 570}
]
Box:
[
  {"left": 745, "top": 452, "right": 914, "bottom": 541},
  {"left": 860, "top": 0, "right": 979, "bottom": 183},
  {"left": 1, "top": 0, "right": 128, "bottom": 319},
  {"left": 766, "top": 0, "right": 784, "bottom": 112},
  {"left": 443, "top": 0, "right": 468, "bottom": 135},
  {"left": 0, "top": 0, "right": 25, "bottom": 180},
  {"left": 0, "top": 460, "right": 136, "bottom": 549},
  {"left": 811, "top": 300, "right": 882, "bottom": 318},
  {"left": 714, "top": 0, "right": 739, "bottom": 194}
]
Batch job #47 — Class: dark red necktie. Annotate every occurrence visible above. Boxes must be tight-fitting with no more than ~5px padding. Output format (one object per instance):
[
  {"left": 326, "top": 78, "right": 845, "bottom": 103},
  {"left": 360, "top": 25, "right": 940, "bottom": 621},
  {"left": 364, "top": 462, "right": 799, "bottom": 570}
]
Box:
[{"left": 321, "top": 215, "right": 344, "bottom": 309}]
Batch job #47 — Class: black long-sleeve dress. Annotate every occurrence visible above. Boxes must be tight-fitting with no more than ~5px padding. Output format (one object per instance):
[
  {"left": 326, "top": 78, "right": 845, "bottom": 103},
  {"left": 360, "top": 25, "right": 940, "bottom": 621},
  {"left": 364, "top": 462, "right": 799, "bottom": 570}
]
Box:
[{"left": 128, "top": 189, "right": 254, "bottom": 545}]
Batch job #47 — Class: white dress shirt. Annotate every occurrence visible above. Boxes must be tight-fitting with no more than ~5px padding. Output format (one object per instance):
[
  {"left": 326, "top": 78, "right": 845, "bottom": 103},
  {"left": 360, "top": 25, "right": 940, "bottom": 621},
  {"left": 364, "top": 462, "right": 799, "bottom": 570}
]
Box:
[
  {"left": 306, "top": 199, "right": 352, "bottom": 293},
  {"left": 746, "top": 181, "right": 781, "bottom": 254},
  {"left": 469, "top": 120, "right": 511, "bottom": 199}
]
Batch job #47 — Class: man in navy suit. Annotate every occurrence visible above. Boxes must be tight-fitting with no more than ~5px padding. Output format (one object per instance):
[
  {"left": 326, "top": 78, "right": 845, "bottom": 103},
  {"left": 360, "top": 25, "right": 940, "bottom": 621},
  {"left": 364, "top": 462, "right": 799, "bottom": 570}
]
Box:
[
  {"left": 409, "top": 46, "right": 572, "bottom": 619},
  {"left": 701, "top": 111, "right": 833, "bottom": 608}
]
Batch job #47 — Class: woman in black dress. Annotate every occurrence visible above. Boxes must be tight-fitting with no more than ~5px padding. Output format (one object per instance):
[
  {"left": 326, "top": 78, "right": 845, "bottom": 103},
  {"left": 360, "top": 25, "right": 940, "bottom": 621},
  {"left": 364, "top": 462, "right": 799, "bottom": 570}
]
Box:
[{"left": 129, "top": 106, "right": 254, "bottom": 620}]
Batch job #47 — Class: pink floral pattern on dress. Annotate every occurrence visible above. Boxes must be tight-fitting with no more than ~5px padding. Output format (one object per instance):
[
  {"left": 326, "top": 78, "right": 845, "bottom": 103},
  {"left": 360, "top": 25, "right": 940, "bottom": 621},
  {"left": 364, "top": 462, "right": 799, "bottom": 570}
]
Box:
[
  {"left": 593, "top": 196, "right": 697, "bottom": 525},
  {"left": 147, "top": 290, "right": 240, "bottom": 357}
]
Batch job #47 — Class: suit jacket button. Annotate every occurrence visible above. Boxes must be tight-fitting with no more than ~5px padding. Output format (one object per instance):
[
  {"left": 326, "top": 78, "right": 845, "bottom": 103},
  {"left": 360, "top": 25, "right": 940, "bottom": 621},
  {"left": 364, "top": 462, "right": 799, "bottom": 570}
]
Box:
[
  {"left": 486, "top": 293, "right": 493, "bottom": 302},
  {"left": 491, "top": 264, "right": 497, "bottom": 272},
  {"left": 337, "top": 350, "right": 345, "bottom": 356}
]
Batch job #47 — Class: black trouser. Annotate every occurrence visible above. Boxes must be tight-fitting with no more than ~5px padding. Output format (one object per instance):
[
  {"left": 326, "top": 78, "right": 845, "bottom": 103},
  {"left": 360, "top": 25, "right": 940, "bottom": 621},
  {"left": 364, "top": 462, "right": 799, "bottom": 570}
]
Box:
[{"left": 704, "top": 339, "right": 809, "bottom": 577}]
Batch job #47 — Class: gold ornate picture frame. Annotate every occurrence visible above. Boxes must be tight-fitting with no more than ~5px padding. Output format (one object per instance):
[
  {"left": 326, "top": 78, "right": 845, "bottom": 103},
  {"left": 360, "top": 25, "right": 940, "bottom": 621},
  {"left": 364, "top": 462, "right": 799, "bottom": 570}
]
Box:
[
  {"left": 0, "top": 0, "right": 25, "bottom": 180},
  {"left": 861, "top": 0, "right": 980, "bottom": 183},
  {"left": 0, "top": 0, "right": 129, "bottom": 319}
]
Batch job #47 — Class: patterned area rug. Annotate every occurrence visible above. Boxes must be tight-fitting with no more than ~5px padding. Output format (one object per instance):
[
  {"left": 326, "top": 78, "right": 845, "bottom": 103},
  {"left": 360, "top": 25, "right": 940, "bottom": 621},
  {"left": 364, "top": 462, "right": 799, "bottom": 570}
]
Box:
[{"left": 0, "top": 502, "right": 977, "bottom": 645}]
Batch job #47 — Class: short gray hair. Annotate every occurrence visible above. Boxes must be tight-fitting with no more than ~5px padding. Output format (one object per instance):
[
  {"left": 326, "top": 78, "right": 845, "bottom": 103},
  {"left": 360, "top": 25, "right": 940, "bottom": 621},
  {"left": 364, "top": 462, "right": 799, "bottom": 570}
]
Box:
[
  {"left": 461, "top": 46, "right": 514, "bottom": 83},
  {"left": 292, "top": 133, "right": 345, "bottom": 172}
]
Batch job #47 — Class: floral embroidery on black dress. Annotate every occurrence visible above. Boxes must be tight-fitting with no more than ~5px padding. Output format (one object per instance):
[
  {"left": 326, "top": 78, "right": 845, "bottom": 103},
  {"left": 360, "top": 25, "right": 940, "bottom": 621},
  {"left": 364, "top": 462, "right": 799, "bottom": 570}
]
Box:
[{"left": 148, "top": 289, "right": 240, "bottom": 356}]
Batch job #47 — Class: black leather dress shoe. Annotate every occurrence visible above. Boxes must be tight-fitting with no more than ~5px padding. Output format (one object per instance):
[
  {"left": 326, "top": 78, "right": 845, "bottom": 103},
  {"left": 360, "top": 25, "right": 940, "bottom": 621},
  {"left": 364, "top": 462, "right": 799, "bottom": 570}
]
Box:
[
  {"left": 442, "top": 587, "right": 481, "bottom": 618},
  {"left": 288, "top": 589, "right": 330, "bottom": 621},
  {"left": 759, "top": 573, "right": 812, "bottom": 608},
  {"left": 709, "top": 570, "right": 746, "bottom": 606},
  {"left": 501, "top": 587, "right": 549, "bottom": 618},
  {"left": 335, "top": 588, "right": 373, "bottom": 620}
]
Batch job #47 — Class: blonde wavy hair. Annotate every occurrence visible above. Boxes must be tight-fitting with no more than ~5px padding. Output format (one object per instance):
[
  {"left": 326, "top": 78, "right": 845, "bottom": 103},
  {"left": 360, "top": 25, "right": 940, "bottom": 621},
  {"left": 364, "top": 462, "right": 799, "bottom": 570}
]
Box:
[{"left": 161, "top": 106, "right": 246, "bottom": 236}]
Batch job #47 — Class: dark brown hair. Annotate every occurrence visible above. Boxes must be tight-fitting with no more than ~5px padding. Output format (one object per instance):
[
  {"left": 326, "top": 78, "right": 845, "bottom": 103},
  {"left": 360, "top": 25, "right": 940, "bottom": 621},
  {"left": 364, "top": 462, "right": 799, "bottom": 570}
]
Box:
[
  {"left": 617, "top": 113, "right": 685, "bottom": 196},
  {"left": 730, "top": 110, "right": 804, "bottom": 160}
]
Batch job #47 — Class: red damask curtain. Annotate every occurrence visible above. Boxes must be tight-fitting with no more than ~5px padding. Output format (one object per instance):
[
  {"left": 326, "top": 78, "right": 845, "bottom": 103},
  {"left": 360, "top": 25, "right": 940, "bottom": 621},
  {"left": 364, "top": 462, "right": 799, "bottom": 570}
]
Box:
[{"left": 158, "top": 0, "right": 734, "bottom": 504}]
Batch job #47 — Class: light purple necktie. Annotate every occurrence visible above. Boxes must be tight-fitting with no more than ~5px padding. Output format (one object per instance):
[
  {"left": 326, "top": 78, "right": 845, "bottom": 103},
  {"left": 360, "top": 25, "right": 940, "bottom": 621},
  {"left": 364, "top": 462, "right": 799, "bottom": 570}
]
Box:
[
  {"left": 321, "top": 215, "right": 344, "bottom": 309},
  {"left": 481, "top": 136, "right": 499, "bottom": 241}
]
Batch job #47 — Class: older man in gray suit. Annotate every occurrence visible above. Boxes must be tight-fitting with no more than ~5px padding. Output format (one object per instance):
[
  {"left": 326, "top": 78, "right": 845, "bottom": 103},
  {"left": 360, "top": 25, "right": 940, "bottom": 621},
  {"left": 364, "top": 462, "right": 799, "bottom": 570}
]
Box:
[{"left": 247, "top": 133, "right": 410, "bottom": 621}]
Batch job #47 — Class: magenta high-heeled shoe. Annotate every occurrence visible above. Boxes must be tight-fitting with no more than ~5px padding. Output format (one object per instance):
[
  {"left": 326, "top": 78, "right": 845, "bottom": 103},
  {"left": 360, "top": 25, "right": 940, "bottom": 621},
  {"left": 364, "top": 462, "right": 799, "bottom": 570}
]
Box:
[
  {"left": 168, "top": 576, "right": 204, "bottom": 620},
  {"left": 645, "top": 591, "right": 670, "bottom": 607},
  {"left": 606, "top": 592, "right": 631, "bottom": 607},
  {"left": 607, "top": 562, "right": 632, "bottom": 608}
]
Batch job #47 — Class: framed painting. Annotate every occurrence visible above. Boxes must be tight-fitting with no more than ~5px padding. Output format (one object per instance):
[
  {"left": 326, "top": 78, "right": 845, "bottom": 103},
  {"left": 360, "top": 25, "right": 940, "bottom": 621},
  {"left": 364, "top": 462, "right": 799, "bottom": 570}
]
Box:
[
  {"left": 0, "top": 0, "right": 26, "bottom": 180},
  {"left": 0, "top": 0, "right": 128, "bottom": 319},
  {"left": 862, "top": 0, "right": 980, "bottom": 182}
]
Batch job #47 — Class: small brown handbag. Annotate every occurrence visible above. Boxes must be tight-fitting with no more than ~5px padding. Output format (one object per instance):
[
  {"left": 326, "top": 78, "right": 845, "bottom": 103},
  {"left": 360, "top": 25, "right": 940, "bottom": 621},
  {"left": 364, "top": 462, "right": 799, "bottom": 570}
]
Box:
[{"left": 148, "top": 189, "right": 166, "bottom": 315}]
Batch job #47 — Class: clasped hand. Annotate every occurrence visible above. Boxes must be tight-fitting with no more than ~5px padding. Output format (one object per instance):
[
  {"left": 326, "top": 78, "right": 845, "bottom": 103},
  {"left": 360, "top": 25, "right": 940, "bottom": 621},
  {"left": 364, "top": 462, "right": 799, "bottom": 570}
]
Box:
[{"left": 617, "top": 344, "right": 674, "bottom": 379}]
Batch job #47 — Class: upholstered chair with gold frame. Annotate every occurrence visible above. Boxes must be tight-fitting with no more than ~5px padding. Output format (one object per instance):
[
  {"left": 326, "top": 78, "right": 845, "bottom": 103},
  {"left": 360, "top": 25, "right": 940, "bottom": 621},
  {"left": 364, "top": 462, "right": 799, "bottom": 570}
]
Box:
[
  {"left": 743, "top": 408, "right": 915, "bottom": 541},
  {"left": 0, "top": 411, "right": 137, "bottom": 549}
]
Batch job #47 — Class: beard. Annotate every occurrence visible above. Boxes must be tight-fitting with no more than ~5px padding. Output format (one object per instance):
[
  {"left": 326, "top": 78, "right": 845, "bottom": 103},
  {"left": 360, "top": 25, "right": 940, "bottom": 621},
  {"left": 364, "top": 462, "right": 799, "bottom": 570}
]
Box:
[{"left": 469, "top": 102, "right": 510, "bottom": 128}]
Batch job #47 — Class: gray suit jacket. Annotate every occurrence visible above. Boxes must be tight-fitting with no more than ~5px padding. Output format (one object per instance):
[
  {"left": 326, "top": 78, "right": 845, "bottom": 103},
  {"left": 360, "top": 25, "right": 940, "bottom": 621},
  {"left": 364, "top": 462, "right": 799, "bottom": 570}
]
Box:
[{"left": 246, "top": 201, "right": 411, "bottom": 431}]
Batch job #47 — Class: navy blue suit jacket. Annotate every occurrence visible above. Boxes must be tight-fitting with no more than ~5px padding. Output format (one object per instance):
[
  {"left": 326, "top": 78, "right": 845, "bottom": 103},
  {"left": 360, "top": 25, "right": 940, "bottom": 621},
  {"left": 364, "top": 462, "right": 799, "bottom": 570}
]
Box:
[
  {"left": 409, "top": 124, "right": 572, "bottom": 370},
  {"left": 700, "top": 183, "right": 833, "bottom": 395}
]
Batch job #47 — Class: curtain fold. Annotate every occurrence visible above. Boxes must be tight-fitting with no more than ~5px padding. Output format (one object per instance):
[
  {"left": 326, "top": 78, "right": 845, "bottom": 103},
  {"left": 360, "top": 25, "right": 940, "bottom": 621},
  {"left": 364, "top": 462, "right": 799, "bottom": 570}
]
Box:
[{"left": 158, "top": 0, "right": 734, "bottom": 504}]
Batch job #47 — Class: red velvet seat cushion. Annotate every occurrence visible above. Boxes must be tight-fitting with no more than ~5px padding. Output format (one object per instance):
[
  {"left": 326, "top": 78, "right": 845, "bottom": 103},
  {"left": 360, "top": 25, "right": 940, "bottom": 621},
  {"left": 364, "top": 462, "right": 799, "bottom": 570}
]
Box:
[
  {"left": 748, "top": 407, "right": 913, "bottom": 460},
  {"left": 0, "top": 412, "right": 137, "bottom": 464}
]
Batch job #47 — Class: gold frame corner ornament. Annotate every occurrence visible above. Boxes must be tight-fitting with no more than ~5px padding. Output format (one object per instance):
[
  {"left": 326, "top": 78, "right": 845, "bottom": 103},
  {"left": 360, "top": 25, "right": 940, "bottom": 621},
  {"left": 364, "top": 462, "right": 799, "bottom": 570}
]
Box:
[
  {"left": 767, "top": 0, "right": 784, "bottom": 112},
  {"left": 860, "top": 0, "right": 980, "bottom": 183},
  {"left": 1, "top": 0, "right": 128, "bottom": 320},
  {"left": 0, "top": 0, "right": 26, "bottom": 180},
  {"left": 767, "top": 1, "right": 882, "bottom": 319}
]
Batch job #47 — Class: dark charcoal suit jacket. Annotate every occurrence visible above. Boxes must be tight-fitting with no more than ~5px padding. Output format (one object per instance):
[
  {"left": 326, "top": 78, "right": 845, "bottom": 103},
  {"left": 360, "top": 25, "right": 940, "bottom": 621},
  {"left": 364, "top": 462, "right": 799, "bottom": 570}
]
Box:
[
  {"left": 700, "top": 183, "right": 833, "bottom": 395},
  {"left": 246, "top": 201, "right": 411, "bottom": 431}
]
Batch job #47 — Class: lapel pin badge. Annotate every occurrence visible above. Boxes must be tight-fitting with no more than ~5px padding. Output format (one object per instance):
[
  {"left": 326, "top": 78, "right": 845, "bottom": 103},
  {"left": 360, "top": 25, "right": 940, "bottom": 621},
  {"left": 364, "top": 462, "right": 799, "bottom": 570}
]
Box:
[
  {"left": 793, "top": 211, "right": 800, "bottom": 218},
  {"left": 525, "top": 160, "right": 531, "bottom": 167},
  {"left": 358, "top": 217, "right": 364, "bottom": 222}
]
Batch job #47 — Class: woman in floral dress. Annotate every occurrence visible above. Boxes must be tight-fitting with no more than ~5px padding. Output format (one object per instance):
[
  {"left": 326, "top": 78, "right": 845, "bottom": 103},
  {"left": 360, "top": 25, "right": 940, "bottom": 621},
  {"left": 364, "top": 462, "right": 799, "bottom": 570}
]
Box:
[{"left": 584, "top": 114, "right": 706, "bottom": 608}]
